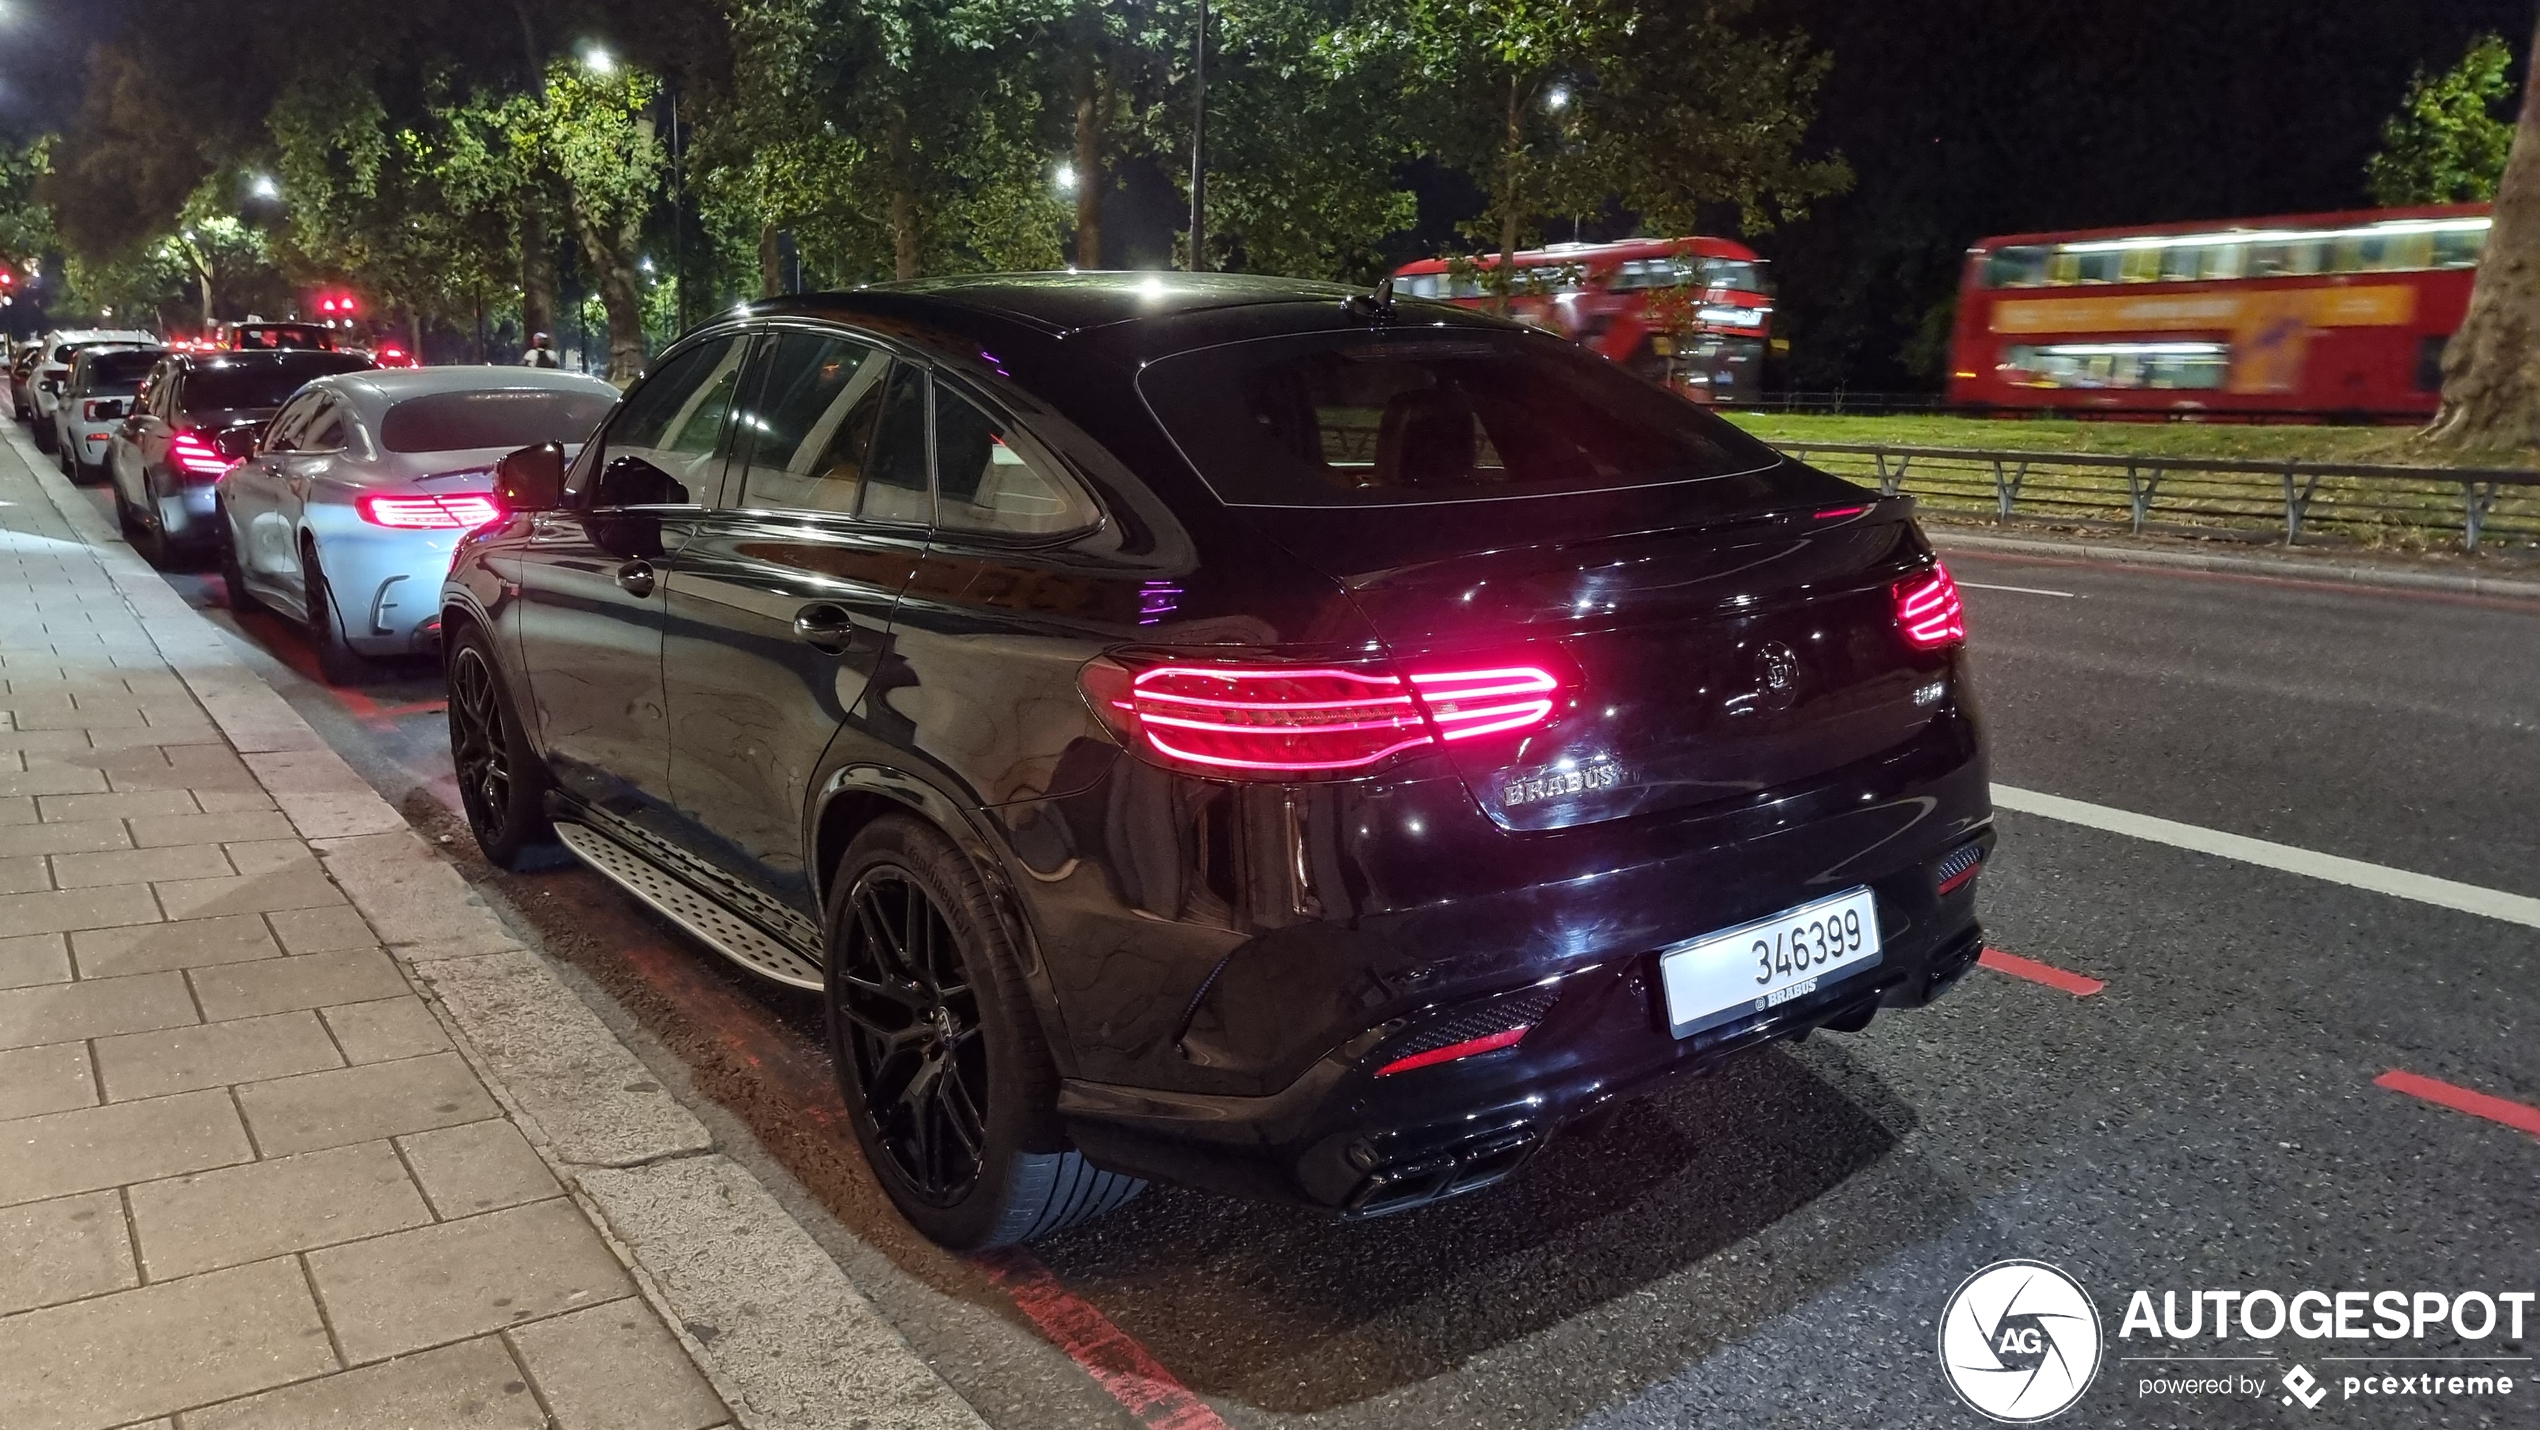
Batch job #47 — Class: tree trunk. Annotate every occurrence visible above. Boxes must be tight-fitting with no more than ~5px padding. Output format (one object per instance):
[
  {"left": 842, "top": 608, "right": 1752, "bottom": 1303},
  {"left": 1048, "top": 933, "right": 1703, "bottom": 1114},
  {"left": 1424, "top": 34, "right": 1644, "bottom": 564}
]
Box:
[
  {"left": 574, "top": 200, "right": 649, "bottom": 381},
  {"left": 520, "top": 201, "right": 557, "bottom": 342},
  {"left": 2429, "top": 10, "right": 2540, "bottom": 448},
  {"left": 1494, "top": 72, "right": 1524, "bottom": 315},
  {"left": 1073, "top": 60, "right": 1105, "bottom": 269},
  {"left": 758, "top": 220, "right": 782, "bottom": 298},
  {"left": 887, "top": 108, "right": 921, "bottom": 280},
  {"left": 196, "top": 265, "right": 215, "bottom": 330}
]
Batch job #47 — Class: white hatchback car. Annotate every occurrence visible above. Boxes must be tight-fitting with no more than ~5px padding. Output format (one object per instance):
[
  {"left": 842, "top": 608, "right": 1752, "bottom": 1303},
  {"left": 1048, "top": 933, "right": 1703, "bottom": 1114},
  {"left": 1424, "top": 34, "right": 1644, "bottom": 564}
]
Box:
[
  {"left": 216, "top": 366, "right": 619, "bottom": 681},
  {"left": 30, "top": 329, "right": 158, "bottom": 449}
]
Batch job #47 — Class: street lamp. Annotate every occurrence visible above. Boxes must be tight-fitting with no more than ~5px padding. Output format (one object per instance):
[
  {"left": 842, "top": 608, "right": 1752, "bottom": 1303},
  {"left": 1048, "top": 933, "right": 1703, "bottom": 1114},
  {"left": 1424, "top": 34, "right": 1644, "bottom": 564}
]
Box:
[
  {"left": 583, "top": 46, "right": 615, "bottom": 75},
  {"left": 1054, "top": 163, "right": 1078, "bottom": 195},
  {"left": 249, "top": 174, "right": 279, "bottom": 201},
  {"left": 1545, "top": 86, "right": 1570, "bottom": 112}
]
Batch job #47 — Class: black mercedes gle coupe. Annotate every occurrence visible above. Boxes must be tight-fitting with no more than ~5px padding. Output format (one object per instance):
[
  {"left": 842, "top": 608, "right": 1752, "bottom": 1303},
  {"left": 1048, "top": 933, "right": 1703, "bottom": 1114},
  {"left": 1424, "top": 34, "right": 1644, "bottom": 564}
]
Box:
[{"left": 442, "top": 273, "right": 1994, "bottom": 1248}]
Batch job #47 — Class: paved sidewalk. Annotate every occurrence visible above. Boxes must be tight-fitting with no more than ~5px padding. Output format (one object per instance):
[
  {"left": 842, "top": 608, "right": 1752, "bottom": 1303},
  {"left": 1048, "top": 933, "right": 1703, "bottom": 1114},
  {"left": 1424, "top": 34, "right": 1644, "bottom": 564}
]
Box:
[{"left": 0, "top": 437, "right": 983, "bottom": 1428}]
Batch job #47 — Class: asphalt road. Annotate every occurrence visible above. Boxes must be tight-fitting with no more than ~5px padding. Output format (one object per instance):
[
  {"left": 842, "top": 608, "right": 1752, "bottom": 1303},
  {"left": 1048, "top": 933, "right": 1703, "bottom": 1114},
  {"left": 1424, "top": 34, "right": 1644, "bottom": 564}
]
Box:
[{"left": 80, "top": 486, "right": 2540, "bottom": 1430}]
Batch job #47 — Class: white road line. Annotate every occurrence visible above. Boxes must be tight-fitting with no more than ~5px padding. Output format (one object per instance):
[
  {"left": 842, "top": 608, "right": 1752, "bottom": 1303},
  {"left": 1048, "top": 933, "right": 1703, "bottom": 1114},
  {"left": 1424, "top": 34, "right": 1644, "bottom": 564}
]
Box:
[
  {"left": 1991, "top": 784, "right": 2540, "bottom": 930},
  {"left": 1958, "top": 581, "right": 2077, "bottom": 598}
]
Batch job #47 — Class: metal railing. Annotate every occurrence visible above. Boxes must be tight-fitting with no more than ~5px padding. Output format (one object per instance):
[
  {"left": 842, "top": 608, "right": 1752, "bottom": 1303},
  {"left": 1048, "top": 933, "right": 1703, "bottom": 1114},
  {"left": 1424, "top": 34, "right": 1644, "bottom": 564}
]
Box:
[{"left": 1767, "top": 441, "right": 2540, "bottom": 553}]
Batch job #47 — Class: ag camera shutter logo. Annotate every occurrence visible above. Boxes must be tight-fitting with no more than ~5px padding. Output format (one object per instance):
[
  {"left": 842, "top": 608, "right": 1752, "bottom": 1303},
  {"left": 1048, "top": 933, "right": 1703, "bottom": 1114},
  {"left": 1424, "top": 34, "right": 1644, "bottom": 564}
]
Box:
[{"left": 1939, "top": 1260, "right": 2104, "bottom": 1422}]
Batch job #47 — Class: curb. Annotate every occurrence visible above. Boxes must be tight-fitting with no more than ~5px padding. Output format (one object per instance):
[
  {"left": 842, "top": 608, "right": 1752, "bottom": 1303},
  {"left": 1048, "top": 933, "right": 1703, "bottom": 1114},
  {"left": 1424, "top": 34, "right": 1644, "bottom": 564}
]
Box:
[
  {"left": 1925, "top": 527, "right": 2540, "bottom": 601},
  {"left": 16, "top": 436, "right": 989, "bottom": 1430}
]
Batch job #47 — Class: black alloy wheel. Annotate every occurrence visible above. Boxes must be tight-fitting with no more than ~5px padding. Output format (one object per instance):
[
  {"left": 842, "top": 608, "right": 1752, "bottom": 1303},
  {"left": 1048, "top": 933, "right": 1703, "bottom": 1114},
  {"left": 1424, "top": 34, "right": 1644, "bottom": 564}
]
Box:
[
  {"left": 824, "top": 815, "right": 1141, "bottom": 1248},
  {"left": 446, "top": 632, "right": 551, "bottom": 869},
  {"left": 834, "top": 866, "right": 990, "bottom": 1206}
]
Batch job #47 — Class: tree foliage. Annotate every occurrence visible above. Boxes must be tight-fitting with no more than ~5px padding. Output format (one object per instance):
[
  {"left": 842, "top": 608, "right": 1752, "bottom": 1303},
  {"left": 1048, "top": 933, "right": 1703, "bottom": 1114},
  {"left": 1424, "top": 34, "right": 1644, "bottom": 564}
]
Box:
[{"left": 2366, "top": 31, "right": 2517, "bottom": 207}]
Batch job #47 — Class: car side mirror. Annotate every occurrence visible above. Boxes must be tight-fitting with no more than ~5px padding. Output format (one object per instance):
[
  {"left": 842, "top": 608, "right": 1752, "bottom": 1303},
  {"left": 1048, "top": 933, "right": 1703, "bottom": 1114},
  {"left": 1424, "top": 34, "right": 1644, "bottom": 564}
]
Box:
[
  {"left": 590, "top": 454, "right": 689, "bottom": 509},
  {"left": 213, "top": 427, "right": 256, "bottom": 460},
  {"left": 495, "top": 442, "right": 566, "bottom": 513}
]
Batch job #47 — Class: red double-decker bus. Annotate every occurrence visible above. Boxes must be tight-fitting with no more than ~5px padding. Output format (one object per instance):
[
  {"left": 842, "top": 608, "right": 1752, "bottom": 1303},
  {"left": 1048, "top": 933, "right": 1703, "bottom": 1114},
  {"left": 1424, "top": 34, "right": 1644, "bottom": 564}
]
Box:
[
  {"left": 1946, "top": 204, "right": 2488, "bottom": 419},
  {"left": 1391, "top": 237, "right": 1774, "bottom": 403}
]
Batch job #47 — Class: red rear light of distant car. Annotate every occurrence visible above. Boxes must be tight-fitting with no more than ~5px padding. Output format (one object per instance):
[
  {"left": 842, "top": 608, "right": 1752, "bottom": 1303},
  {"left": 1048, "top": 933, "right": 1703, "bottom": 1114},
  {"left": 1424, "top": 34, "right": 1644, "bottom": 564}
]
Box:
[
  {"left": 1082, "top": 656, "right": 1565, "bottom": 779},
  {"left": 1893, "top": 563, "right": 1966, "bottom": 650},
  {"left": 355, "top": 493, "right": 505, "bottom": 530},
  {"left": 169, "top": 428, "right": 230, "bottom": 478}
]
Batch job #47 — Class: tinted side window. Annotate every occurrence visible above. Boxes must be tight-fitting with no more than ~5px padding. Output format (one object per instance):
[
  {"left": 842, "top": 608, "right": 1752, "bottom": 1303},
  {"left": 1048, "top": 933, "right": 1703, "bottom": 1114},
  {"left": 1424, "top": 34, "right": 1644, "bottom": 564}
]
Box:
[
  {"left": 729, "top": 330, "right": 892, "bottom": 515},
  {"left": 856, "top": 364, "right": 932, "bottom": 524},
  {"left": 302, "top": 403, "right": 348, "bottom": 451},
  {"left": 586, "top": 335, "right": 745, "bottom": 506},
  {"left": 262, "top": 392, "right": 323, "bottom": 453},
  {"left": 931, "top": 387, "right": 1097, "bottom": 537}
]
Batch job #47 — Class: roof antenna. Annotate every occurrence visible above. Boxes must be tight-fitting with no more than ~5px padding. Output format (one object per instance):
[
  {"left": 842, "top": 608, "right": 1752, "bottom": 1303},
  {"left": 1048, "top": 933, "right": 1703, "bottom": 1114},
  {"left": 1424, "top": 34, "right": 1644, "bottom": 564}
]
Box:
[{"left": 1342, "top": 275, "right": 1395, "bottom": 325}]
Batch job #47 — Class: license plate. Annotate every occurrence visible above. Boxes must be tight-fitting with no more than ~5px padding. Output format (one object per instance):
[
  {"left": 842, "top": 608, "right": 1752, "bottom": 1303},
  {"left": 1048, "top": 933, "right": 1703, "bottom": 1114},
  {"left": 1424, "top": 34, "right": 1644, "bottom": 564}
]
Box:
[{"left": 1658, "top": 887, "right": 1882, "bottom": 1039}]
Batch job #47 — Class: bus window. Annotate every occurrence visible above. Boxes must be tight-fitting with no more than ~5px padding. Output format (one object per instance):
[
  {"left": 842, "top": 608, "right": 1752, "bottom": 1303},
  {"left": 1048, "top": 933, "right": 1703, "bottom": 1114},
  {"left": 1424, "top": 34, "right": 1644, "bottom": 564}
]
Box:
[
  {"left": 2247, "top": 240, "right": 2325, "bottom": 277},
  {"left": 2158, "top": 245, "right": 2203, "bottom": 281},
  {"left": 2199, "top": 245, "right": 2245, "bottom": 281},
  {"left": 1702, "top": 259, "right": 1770, "bottom": 293},
  {"left": 1985, "top": 247, "right": 2049, "bottom": 288},
  {"left": 2119, "top": 248, "right": 2161, "bottom": 282},
  {"left": 2432, "top": 228, "right": 2485, "bottom": 268},
  {"left": 2070, "top": 251, "right": 2120, "bottom": 284}
]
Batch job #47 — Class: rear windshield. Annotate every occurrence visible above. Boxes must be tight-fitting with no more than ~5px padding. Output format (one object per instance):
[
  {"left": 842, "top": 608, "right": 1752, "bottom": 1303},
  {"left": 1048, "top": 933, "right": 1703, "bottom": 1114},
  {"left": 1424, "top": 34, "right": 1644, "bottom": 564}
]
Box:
[
  {"left": 232, "top": 325, "right": 332, "bottom": 350},
  {"left": 1139, "top": 329, "right": 1793, "bottom": 508},
  {"left": 378, "top": 388, "right": 616, "bottom": 453},
  {"left": 180, "top": 354, "right": 372, "bottom": 412},
  {"left": 81, "top": 351, "right": 163, "bottom": 388}
]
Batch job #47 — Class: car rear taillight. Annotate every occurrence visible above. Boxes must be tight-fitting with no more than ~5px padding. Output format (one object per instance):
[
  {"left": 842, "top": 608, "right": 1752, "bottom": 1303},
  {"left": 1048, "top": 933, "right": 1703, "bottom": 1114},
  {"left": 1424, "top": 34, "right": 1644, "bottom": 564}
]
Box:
[
  {"left": 1893, "top": 563, "right": 1966, "bottom": 650},
  {"left": 81, "top": 399, "right": 116, "bottom": 421},
  {"left": 355, "top": 493, "right": 505, "bottom": 530},
  {"left": 1082, "top": 656, "right": 1566, "bottom": 779},
  {"left": 170, "top": 428, "right": 230, "bottom": 478}
]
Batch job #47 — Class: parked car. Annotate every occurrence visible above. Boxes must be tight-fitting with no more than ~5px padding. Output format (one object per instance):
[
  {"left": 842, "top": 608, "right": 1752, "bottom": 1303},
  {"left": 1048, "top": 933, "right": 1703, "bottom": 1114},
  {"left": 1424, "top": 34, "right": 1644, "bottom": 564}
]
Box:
[
  {"left": 442, "top": 275, "right": 1994, "bottom": 1249},
  {"left": 52, "top": 345, "right": 167, "bottom": 482},
  {"left": 30, "top": 329, "right": 159, "bottom": 450},
  {"left": 7, "top": 341, "right": 43, "bottom": 422},
  {"left": 217, "top": 366, "right": 617, "bottom": 682},
  {"left": 107, "top": 348, "right": 375, "bottom": 567},
  {"left": 218, "top": 321, "right": 336, "bottom": 351}
]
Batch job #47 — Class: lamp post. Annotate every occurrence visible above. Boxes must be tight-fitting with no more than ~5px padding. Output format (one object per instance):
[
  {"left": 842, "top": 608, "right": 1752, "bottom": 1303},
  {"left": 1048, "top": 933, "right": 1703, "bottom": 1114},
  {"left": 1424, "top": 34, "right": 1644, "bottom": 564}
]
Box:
[{"left": 1187, "top": 0, "right": 1207, "bottom": 272}]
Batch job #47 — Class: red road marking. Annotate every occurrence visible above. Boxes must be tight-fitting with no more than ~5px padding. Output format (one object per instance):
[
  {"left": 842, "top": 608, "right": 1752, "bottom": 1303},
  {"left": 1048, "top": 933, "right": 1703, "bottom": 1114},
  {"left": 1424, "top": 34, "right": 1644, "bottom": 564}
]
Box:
[
  {"left": 974, "top": 1249, "right": 1233, "bottom": 1430},
  {"left": 1978, "top": 946, "right": 2105, "bottom": 997},
  {"left": 2375, "top": 1070, "right": 2540, "bottom": 1137},
  {"left": 331, "top": 686, "right": 446, "bottom": 721}
]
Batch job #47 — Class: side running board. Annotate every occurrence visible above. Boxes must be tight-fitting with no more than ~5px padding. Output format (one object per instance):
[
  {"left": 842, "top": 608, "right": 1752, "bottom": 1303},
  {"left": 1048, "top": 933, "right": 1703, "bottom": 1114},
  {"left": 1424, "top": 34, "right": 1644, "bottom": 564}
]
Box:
[{"left": 551, "top": 820, "right": 825, "bottom": 989}]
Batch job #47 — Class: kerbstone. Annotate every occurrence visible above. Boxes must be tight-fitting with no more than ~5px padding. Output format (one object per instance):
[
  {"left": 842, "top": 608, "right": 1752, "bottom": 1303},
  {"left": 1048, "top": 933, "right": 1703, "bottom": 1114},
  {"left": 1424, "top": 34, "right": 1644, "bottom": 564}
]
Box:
[
  {"left": 127, "top": 1140, "right": 430, "bottom": 1279},
  {"left": 306, "top": 1198, "right": 633, "bottom": 1363},
  {"left": 415, "top": 951, "right": 709, "bottom": 1168}
]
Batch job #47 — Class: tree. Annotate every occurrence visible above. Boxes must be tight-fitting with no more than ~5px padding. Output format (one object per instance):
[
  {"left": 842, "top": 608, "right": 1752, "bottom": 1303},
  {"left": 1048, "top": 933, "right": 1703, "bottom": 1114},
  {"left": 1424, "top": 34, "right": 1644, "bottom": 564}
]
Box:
[
  {"left": 2428, "top": 14, "right": 2540, "bottom": 450},
  {"left": 1367, "top": 0, "right": 1847, "bottom": 306},
  {"left": 1152, "top": 0, "right": 1418, "bottom": 280},
  {"left": 543, "top": 58, "right": 669, "bottom": 378},
  {"left": 2366, "top": 32, "right": 2516, "bottom": 206}
]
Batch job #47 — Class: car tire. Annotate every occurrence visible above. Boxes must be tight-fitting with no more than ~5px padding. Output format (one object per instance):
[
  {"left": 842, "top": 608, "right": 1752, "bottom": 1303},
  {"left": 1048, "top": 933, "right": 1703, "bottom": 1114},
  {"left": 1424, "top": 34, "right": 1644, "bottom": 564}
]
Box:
[
  {"left": 301, "top": 540, "right": 374, "bottom": 685},
  {"left": 216, "top": 505, "right": 259, "bottom": 614},
  {"left": 445, "top": 626, "right": 555, "bottom": 869},
  {"left": 825, "top": 814, "right": 1143, "bottom": 1249},
  {"left": 31, "top": 416, "right": 52, "bottom": 453},
  {"left": 120, "top": 476, "right": 173, "bottom": 569}
]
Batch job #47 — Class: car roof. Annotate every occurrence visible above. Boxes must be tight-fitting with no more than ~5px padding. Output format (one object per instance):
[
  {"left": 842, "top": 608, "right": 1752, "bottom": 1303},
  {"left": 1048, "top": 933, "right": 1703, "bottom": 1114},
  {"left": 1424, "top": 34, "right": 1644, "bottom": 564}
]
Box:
[
  {"left": 309, "top": 365, "right": 620, "bottom": 417},
  {"left": 748, "top": 271, "right": 1364, "bottom": 338}
]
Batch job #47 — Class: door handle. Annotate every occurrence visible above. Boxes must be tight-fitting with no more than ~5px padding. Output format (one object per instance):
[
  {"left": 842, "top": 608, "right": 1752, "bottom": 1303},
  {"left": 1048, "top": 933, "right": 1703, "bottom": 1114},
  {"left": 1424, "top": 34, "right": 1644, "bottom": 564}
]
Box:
[
  {"left": 614, "top": 559, "right": 656, "bottom": 597},
  {"left": 791, "top": 603, "right": 856, "bottom": 653}
]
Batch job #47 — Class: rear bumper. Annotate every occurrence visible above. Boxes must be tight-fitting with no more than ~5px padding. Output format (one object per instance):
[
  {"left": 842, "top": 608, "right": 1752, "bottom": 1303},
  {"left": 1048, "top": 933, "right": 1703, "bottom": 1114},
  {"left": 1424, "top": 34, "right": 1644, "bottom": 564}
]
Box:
[
  {"left": 1059, "top": 905, "right": 1985, "bottom": 1215},
  {"left": 307, "top": 516, "right": 466, "bottom": 655}
]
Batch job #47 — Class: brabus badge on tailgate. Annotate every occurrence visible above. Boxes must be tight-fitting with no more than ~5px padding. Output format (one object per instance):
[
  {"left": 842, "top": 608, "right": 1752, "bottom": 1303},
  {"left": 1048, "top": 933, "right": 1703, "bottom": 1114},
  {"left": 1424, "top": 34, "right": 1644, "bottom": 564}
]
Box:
[{"left": 1499, "top": 758, "right": 1625, "bottom": 809}]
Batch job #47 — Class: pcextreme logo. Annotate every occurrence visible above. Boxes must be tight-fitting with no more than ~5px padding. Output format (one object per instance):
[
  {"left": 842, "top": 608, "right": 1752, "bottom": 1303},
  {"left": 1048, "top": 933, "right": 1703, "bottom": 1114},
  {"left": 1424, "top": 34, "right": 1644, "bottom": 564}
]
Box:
[{"left": 1938, "top": 1260, "right": 2104, "bottom": 1423}]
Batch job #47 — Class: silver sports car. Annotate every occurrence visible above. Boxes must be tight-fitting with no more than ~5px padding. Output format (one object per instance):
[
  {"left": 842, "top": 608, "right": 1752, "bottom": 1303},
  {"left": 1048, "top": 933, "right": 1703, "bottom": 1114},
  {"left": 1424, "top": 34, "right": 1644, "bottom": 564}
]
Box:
[{"left": 216, "top": 365, "right": 619, "bottom": 681}]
